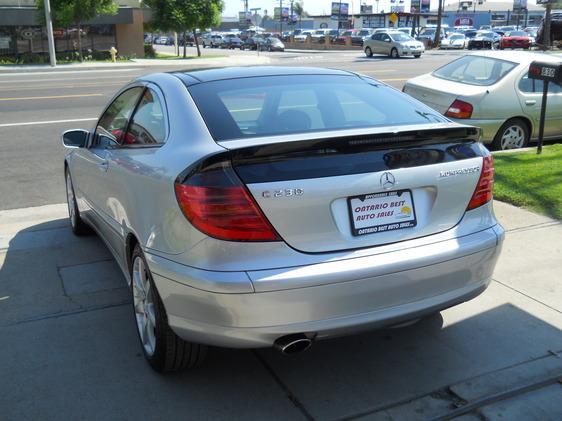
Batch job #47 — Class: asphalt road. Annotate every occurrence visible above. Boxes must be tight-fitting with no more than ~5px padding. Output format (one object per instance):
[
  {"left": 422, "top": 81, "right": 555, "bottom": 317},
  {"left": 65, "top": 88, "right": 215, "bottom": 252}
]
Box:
[
  {"left": 2, "top": 48, "right": 562, "bottom": 420},
  {"left": 0, "top": 48, "right": 465, "bottom": 211}
]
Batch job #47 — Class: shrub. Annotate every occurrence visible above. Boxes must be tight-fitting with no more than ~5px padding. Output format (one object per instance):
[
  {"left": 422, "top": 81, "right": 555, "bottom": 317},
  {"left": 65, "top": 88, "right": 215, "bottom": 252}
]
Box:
[{"left": 144, "top": 43, "right": 156, "bottom": 58}]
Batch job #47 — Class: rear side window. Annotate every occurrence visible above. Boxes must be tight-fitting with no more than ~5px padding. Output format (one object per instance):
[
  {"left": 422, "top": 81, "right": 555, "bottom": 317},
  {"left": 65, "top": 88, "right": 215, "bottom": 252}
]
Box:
[
  {"left": 433, "top": 55, "right": 517, "bottom": 86},
  {"left": 96, "top": 87, "right": 143, "bottom": 147},
  {"left": 123, "top": 88, "right": 167, "bottom": 146},
  {"left": 188, "top": 75, "right": 447, "bottom": 142},
  {"left": 519, "top": 75, "right": 561, "bottom": 94}
]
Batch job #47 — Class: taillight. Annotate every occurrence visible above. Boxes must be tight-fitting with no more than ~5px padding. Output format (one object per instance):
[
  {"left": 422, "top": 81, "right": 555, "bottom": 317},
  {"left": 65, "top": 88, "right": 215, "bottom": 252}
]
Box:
[
  {"left": 174, "top": 159, "right": 280, "bottom": 242},
  {"left": 467, "top": 156, "right": 494, "bottom": 210},
  {"left": 445, "top": 99, "right": 473, "bottom": 119}
]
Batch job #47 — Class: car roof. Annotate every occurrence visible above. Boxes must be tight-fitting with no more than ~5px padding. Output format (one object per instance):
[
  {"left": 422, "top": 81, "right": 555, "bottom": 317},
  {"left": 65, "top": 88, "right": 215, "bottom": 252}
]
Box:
[
  {"left": 173, "top": 66, "right": 355, "bottom": 85},
  {"left": 468, "top": 51, "right": 562, "bottom": 64}
]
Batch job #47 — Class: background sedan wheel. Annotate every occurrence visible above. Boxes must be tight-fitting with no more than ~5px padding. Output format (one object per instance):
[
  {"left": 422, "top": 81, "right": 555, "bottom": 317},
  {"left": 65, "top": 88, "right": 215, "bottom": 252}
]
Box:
[
  {"left": 390, "top": 48, "right": 399, "bottom": 58},
  {"left": 365, "top": 46, "right": 373, "bottom": 57},
  {"left": 65, "top": 169, "right": 90, "bottom": 236},
  {"left": 131, "top": 244, "right": 207, "bottom": 372},
  {"left": 492, "top": 118, "right": 529, "bottom": 150}
]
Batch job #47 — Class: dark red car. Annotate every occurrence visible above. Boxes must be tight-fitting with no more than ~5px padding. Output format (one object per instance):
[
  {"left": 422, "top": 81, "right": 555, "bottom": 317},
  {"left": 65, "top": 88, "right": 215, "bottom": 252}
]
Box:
[{"left": 500, "top": 31, "right": 532, "bottom": 49}]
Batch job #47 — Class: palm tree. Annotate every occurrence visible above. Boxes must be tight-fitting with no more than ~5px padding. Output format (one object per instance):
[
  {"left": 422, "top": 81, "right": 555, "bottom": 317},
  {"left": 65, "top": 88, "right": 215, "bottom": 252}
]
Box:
[{"left": 293, "top": 1, "right": 306, "bottom": 29}]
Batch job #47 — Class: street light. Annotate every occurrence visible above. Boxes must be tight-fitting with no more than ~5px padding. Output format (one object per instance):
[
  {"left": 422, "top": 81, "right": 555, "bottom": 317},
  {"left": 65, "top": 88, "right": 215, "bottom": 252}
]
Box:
[{"left": 43, "top": 0, "right": 56, "bottom": 67}]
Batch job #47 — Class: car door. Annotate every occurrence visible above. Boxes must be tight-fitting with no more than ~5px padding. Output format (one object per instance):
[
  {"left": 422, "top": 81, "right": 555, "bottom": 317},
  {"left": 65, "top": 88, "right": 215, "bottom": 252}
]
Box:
[
  {"left": 517, "top": 71, "right": 562, "bottom": 138},
  {"left": 369, "top": 33, "right": 383, "bottom": 53},
  {"left": 71, "top": 86, "right": 144, "bottom": 257},
  {"left": 102, "top": 85, "right": 169, "bottom": 257},
  {"left": 380, "top": 33, "right": 392, "bottom": 55}
]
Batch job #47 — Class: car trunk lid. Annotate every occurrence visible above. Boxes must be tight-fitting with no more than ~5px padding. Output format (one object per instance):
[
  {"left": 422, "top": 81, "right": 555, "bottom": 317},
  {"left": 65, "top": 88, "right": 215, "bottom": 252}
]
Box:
[
  {"left": 221, "top": 125, "right": 485, "bottom": 253},
  {"left": 404, "top": 75, "right": 488, "bottom": 114}
]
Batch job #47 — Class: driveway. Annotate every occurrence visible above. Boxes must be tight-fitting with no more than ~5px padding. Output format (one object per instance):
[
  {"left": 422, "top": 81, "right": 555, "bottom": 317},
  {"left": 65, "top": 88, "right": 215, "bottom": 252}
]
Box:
[{"left": 1, "top": 201, "right": 561, "bottom": 420}]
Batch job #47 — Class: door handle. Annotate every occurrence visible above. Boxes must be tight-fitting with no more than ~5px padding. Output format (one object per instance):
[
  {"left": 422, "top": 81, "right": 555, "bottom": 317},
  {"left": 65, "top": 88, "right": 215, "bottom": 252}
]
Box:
[
  {"left": 98, "top": 161, "right": 109, "bottom": 172},
  {"left": 525, "top": 100, "right": 536, "bottom": 106}
]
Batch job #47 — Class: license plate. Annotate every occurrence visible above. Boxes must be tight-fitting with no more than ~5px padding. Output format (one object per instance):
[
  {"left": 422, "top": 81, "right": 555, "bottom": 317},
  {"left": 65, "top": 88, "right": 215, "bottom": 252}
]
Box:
[{"left": 348, "top": 190, "right": 417, "bottom": 236}]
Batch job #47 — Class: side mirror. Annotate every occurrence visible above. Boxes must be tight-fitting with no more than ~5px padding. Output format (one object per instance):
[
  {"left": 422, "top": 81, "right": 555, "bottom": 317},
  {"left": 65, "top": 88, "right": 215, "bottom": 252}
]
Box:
[{"left": 62, "top": 129, "right": 89, "bottom": 148}]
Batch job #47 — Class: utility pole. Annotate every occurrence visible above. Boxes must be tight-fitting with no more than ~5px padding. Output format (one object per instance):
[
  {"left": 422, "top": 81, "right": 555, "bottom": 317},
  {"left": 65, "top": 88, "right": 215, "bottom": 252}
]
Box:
[
  {"left": 544, "top": 3, "right": 552, "bottom": 50},
  {"left": 339, "top": 0, "right": 342, "bottom": 29},
  {"left": 434, "top": 0, "right": 444, "bottom": 48},
  {"left": 290, "top": 0, "right": 294, "bottom": 29},
  {"left": 43, "top": 0, "right": 56, "bottom": 67},
  {"left": 279, "top": 0, "right": 283, "bottom": 34}
]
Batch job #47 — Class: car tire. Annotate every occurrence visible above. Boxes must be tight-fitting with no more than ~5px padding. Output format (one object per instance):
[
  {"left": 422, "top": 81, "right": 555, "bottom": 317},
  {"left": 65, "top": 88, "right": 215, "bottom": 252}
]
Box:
[
  {"left": 390, "top": 48, "right": 399, "bottom": 58},
  {"left": 65, "top": 168, "right": 91, "bottom": 236},
  {"left": 365, "top": 46, "right": 373, "bottom": 57},
  {"left": 492, "top": 118, "right": 530, "bottom": 150},
  {"left": 414, "top": 54, "right": 421, "bottom": 58},
  {"left": 130, "top": 244, "right": 207, "bottom": 373}
]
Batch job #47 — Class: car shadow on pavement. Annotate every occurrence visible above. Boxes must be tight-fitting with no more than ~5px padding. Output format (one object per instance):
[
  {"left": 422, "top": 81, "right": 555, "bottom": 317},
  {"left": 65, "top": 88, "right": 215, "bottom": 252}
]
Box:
[{"left": 1, "top": 218, "right": 562, "bottom": 420}]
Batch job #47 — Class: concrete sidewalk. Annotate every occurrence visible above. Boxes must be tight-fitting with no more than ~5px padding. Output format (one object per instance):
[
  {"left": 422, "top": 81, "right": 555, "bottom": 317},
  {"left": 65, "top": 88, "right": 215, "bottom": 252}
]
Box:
[
  {"left": 0, "top": 201, "right": 561, "bottom": 420},
  {"left": 0, "top": 55, "right": 271, "bottom": 74}
]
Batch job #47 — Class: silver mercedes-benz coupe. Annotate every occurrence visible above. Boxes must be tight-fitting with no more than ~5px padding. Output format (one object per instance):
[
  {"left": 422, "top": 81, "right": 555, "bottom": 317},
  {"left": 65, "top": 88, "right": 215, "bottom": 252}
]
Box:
[{"left": 62, "top": 67, "right": 504, "bottom": 372}]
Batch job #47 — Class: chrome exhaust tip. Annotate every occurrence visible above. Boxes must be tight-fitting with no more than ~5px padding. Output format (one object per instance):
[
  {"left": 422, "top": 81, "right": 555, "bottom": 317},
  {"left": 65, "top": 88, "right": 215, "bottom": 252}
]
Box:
[{"left": 274, "top": 334, "right": 312, "bottom": 355}]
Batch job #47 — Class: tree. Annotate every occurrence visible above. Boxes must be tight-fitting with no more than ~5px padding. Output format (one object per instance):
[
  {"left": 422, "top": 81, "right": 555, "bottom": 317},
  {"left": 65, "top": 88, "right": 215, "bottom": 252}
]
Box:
[
  {"left": 145, "top": 0, "right": 224, "bottom": 58},
  {"left": 37, "top": 0, "right": 118, "bottom": 62},
  {"left": 434, "top": 0, "right": 444, "bottom": 48},
  {"left": 293, "top": 1, "right": 306, "bottom": 30}
]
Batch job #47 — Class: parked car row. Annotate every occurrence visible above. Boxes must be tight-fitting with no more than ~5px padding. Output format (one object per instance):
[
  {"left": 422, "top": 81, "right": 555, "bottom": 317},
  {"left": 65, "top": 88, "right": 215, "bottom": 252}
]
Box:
[
  {"left": 438, "top": 27, "right": 536, "bottom": 50},
  {"left": 202, "top": 33, "right": 285, "bottom": 52},
  {"left": 291, "top": 28, "right": 417, "bottom": 46}
]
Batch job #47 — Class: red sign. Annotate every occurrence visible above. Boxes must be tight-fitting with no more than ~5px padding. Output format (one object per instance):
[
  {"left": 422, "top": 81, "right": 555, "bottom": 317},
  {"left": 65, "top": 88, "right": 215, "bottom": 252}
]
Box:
[
  {"left": 454, "top": 17, "right": 474, "bottom": 26},
  {"left": 53, "top": 29, "right": 65, "bottom": 38}
]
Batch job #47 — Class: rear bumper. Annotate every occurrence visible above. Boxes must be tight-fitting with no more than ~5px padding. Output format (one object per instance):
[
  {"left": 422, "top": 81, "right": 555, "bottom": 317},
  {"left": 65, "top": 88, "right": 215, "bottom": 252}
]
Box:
[
  {"left": 147, "top": 224, "right": 504, "bottom": 348},
  {"left": 449, "top": 117, "right": 504, "bottom": 143}
]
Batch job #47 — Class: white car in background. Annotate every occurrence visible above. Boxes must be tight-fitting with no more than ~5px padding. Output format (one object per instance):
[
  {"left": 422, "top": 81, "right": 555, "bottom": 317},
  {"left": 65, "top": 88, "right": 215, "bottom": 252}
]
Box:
[
  {"left": 440, "top": 33, "right": 468, "bottom": 49},
  {"left": 294, "top": 30, "right": 314, "bottom": 42}
]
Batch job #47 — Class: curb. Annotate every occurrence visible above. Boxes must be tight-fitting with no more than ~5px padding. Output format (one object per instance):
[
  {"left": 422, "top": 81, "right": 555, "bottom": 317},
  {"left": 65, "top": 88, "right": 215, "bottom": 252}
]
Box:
[{"left": 0, "top": 56, "right": 272, "bottom": 74}]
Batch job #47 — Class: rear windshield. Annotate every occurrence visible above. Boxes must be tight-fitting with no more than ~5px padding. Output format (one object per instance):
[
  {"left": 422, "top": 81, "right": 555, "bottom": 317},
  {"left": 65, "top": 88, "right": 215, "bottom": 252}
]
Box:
[
  {"left": 188, "top": 75, "right": 446, "bottom": 142},
  {"left": 432, "top": 55, "right": 517, "bottom": 86}
]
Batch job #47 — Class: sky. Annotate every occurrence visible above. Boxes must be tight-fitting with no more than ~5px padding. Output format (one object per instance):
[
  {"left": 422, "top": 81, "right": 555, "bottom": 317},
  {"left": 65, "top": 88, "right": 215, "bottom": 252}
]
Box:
[{"left": 221, "top": 0, "right": 538, "bottom": 17}]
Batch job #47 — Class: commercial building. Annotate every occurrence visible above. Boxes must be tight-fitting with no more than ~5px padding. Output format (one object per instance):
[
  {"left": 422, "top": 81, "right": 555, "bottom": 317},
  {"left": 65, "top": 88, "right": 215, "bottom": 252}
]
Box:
[
  {"left": 0, "top": 0, "right": 148, "bottom": 59},
  {"left": 443, "top": 1, "right": 545, "bottom": 28}
]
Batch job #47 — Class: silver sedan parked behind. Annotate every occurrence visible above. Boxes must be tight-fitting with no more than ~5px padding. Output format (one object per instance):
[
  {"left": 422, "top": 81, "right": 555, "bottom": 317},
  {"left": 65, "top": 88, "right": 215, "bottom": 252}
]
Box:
[
  {"left": 63, "top": 67, "right": 504, "bottom": 372},
  {"left": 403, "top": 51, "right": 562, "bottom": 150}
]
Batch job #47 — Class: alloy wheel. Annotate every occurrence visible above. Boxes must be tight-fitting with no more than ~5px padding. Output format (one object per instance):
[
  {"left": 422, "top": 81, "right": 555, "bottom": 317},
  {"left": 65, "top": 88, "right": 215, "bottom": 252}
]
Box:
[
  {"left": 132, "top": 256, "right": 157, "bottom": 356},
  {"left": 500, "top": 125, "right": 526, "bottom": 149}
]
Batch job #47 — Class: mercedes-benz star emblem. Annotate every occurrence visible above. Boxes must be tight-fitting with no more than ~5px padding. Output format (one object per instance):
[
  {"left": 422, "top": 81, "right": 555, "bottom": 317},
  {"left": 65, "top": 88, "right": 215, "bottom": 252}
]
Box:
[{"left": 380, "top": 172, "right": 396, "bottom": 189}]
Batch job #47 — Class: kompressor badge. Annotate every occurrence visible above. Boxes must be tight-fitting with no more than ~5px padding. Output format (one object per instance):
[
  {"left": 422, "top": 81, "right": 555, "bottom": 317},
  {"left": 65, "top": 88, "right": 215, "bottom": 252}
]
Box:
[{"left": 439, "top": 166, "right": 480, "bottom": 178}]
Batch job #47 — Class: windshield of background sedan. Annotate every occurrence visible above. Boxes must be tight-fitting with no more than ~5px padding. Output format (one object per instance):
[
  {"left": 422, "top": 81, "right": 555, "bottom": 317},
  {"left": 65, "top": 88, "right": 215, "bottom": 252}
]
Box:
[
  {"left": 432, "top": 55, "right": 518, "bottom": 86},
  {"left": 390, "top": 33, "right": 414, "bottom": 42},
  {"left": 188, "top": 75, "right": 446, "bottom": 141}
]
